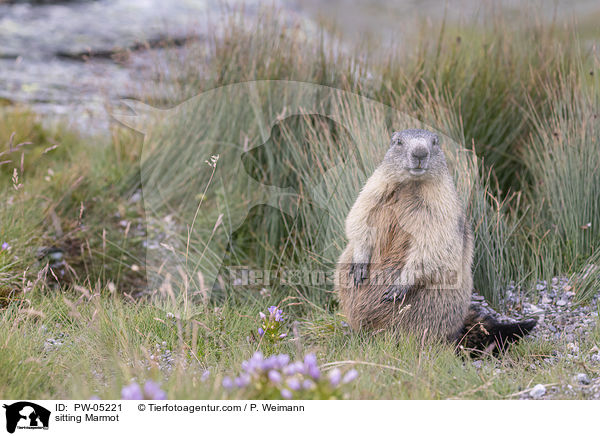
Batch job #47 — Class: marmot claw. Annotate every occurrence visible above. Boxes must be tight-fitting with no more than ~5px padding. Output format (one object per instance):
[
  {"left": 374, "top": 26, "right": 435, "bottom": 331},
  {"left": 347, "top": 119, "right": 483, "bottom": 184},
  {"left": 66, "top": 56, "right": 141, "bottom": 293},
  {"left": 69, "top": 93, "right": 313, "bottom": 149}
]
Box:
[
  {"left": 349, "top": 263, "right": 368, "bottom": 286},
  {"left": 381, "top": 285, "right": 410, "bottom": 302}
]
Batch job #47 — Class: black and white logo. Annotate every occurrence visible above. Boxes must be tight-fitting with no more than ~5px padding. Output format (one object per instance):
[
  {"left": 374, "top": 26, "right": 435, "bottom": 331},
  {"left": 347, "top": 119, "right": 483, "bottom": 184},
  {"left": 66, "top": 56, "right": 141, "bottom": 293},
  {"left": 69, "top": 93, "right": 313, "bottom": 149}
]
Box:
[{"left": 3, "top": 402, "right": 50, "bottom": 434}]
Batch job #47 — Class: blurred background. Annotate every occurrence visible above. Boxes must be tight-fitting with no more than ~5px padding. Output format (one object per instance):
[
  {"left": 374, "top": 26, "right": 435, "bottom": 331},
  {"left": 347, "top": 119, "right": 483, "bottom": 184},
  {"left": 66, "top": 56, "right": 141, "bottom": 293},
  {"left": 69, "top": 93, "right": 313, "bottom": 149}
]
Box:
[{"left": 1, "top": 0, "right": 599, "bottom": 131}]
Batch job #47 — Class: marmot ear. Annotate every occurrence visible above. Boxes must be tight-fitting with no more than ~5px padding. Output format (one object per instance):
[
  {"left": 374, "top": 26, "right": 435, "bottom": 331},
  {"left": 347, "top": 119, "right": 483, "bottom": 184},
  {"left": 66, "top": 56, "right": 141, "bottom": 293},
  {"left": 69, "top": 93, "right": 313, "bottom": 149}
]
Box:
[{"left": 390, "top": 131, "right": 401, "bottom": 146}]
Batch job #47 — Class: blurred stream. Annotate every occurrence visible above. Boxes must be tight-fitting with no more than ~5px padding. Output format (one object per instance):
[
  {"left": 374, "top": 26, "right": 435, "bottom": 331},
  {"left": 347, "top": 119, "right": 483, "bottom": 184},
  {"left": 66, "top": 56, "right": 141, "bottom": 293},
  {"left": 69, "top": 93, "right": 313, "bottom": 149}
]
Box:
[
  {"left": 0, "top": 0, "right": 598, "bottom": 133},
  {"left": 0, "top": 0, "right": 255, "bottom": 132}
]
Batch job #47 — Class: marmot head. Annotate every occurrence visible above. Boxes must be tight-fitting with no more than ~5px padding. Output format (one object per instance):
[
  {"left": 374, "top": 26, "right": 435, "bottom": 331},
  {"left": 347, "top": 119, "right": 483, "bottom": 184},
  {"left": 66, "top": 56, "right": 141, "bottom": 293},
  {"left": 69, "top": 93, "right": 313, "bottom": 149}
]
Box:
[{"left": 384, "top": 129, "right": 447, "bottom": 180}]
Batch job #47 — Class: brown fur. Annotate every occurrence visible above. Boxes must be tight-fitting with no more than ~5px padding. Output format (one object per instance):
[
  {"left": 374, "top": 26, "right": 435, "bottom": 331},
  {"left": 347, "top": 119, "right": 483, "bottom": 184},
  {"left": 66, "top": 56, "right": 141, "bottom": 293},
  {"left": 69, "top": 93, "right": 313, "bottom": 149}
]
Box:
[
  {"left": 335, "top": 130, "right": 536, "bottom": 350},
  {"left": 335, "top": 134, "right": 473, "bottom": 341}
]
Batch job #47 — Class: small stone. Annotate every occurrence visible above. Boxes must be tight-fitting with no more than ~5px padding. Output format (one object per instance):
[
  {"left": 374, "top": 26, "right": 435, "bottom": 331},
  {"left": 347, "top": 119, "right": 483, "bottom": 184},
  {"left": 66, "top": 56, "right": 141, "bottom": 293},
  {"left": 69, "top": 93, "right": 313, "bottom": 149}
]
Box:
[
  {"left": 576, "top": 373, "right": 591, "bottom": 385},
  {"left": 49, "top": 251, "right": 63, "bottom": 261},
  {"left": 556, "top": 299, "right": 567, "bottom": 306},
  {"left": 536, "top": 283, "right": 546, "bottom": 291},
  {"left": 530, "top": 384, "right": 546, "bottom": 399},
  {"left": 526, "top": 304, "right": 544, "bottom": 314},
  {"left": 129, "top": 191, "right": 142, "bottom": 203},
  {"left": 541, "top": 295, "right": 552, "bottom": 304},
  {"left": 567, "top": 343, "right": 579, "bottom": 354}
]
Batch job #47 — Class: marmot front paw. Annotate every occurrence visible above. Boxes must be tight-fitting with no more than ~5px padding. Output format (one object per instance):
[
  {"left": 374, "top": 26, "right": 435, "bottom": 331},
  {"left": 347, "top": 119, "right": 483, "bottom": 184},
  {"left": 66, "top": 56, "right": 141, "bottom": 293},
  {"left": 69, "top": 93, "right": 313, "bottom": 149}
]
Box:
[
  {"left": 381, "top": 285, "right": 411, "bottom": 302},
  {"left": 349, "top": 263, "right": 369, "bottom": 287}
]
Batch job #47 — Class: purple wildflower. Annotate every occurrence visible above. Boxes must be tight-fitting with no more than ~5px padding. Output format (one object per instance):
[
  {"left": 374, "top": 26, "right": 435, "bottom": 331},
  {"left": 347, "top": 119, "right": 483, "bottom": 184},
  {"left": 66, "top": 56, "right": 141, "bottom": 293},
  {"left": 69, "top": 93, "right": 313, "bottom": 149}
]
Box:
[
  {"left": 1, "top": 242, "right": 10, "bottom": 251},
  {"left": 234, "top": 377, "right": 248, "bottom": 388},
  {"left": 287, "top": 377, "right": 301, "bottom": 391},
  {"left": 239, "top": 373, "right": 251, "bottom": 386},
  {"left": 302, "top": 379, "right": 316, "bottom": 390},
  {"left": 222, "top": 376, "right": 234, "bottom": 390},
  {"left": 268, "top": 370, "right": 282, "bottom": 384},
  {"left": 144, "top": 381, "right": 167, "bottom": 400},
  {"left": 201, "top": 370, "right": 210, "bottom": 382},
  {"left": 328, "top": 368, "right": 342, "bottom": 387},
  {"left": 264, "top": 355, "right": 285, "bottom": 371},
  {"left": 252, "top": 351, "right": 264, "bottom": 361},
  {"left": 259, "top": 312, "right": 266, "bottom": 320},
  {"left": 121, "top": 382, "right": 143, "bottom": 400},
  {"left": 276, "top": 354, "right": 290, "bottom": 367},
  {"left": 258, "top": 327, "right": 265, "bottom": 337},
  {"left": 304, "top": 353, "right": 317, "bottom": 367},
  {"left": 342, "top": 369, "right": 359, "bottom": 384},
  {"left": 291, "top": 361, "right": 306, "bottom": 375},
  {"left": 280, "top": 388, "right": 293, "bottom": 399},
  {"left": 304, "top": 354, "right": 320, "bottom": 379},
  {"left": 274, "top": 310, "right": 283, "bottom": 322},
  {"left": 268, "top": 306, "right": 277, "bottom": 315}
]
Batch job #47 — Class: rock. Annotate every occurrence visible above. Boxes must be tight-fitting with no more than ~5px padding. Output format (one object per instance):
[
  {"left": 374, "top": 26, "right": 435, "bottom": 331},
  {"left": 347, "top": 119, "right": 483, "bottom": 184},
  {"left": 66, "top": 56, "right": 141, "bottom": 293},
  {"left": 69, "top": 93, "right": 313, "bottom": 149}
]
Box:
[
  {"left": 526, "top": 304, "right": 544, "bottom": 314},
  {"left": 129, "top": 190, "right": 142, "bottom": 203},
  {"left": 556, "top": 299, "right": 567, "bottom": 306},
  {"left": 576, "top": 373, "right": 591, "bottom": 385},
  {"left": 49, "top": 251, "right": 63, "bottom": 261},
  {"left": 530, "top": 384, "right": 546, "bottom": 399},
  {"left": 541, "top": 295, "right": 552, "bottom": 304}
]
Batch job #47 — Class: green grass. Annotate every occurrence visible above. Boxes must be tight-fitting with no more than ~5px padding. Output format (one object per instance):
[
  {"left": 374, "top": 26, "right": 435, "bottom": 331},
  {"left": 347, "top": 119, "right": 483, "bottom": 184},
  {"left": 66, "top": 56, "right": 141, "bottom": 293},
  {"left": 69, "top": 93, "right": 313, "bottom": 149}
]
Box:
[
  {"left": 1, "top": 6, "right": 600, "bottom": 399},
  {"left": 2, "top": 288, "right": 599, "bottom": 399}
]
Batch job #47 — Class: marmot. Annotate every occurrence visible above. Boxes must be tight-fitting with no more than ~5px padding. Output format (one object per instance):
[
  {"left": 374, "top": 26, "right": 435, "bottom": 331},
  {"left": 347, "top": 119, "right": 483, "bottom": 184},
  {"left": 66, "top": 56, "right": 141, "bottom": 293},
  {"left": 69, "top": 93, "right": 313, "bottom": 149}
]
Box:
[{"left": 335, "top": 129, "right": 535, "bottom": 353}]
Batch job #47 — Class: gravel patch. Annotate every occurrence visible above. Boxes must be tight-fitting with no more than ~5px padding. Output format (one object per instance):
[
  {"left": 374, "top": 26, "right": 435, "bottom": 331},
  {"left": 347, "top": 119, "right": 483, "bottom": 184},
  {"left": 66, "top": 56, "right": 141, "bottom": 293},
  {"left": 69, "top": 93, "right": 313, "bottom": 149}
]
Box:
[{"left": 470, "top": 276, "right": 600, "bottom": 399}]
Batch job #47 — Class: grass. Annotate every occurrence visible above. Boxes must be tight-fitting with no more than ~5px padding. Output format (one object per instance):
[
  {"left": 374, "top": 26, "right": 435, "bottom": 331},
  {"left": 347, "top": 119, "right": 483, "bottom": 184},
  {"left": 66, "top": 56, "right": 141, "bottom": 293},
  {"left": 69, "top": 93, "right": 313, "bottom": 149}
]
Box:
[
  {"left": 0, "top": 6, "right": 599, "bottom": 399},
  {"left": 2, "top": 287, "right": 598, "bottom": 399}
]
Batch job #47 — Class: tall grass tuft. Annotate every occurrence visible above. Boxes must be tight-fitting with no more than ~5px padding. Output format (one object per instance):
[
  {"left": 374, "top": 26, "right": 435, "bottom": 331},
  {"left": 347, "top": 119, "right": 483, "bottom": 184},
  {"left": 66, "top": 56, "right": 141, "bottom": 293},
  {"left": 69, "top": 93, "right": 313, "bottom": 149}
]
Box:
[
  {"left": 524, "top": 58, "right": 600, "bottom": 298},
  {"left": 372, "top": 12, "right": 578, "bottom": 194}
]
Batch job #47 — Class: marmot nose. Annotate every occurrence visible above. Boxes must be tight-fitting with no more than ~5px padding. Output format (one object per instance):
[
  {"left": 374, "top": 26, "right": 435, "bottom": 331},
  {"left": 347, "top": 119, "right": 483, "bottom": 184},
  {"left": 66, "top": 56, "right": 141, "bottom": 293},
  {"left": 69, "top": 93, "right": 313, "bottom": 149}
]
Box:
[{"left": 411, "top": 146, "right": 429, "bottom": 160}]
